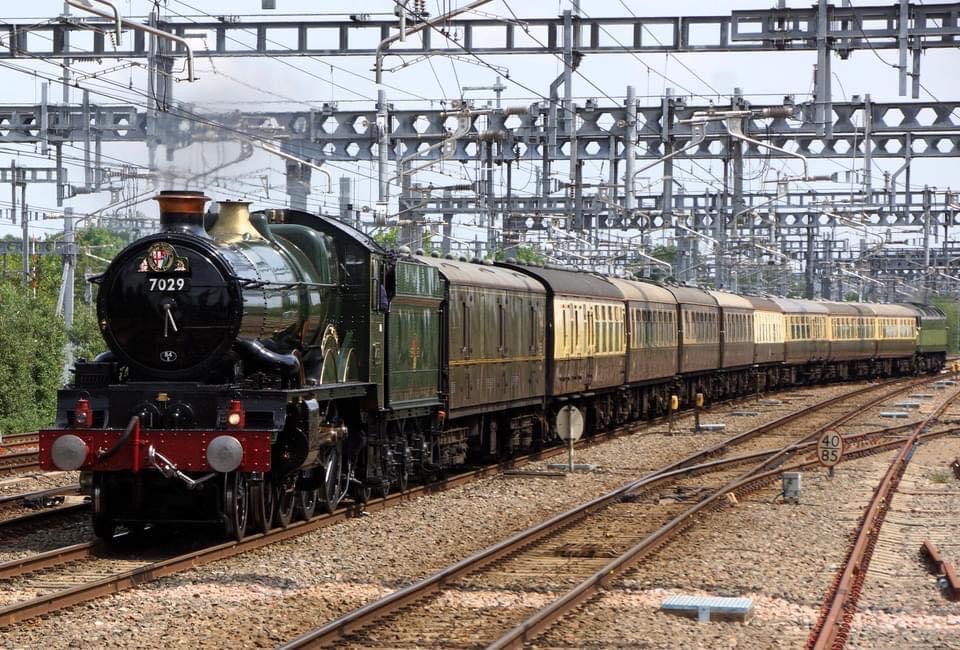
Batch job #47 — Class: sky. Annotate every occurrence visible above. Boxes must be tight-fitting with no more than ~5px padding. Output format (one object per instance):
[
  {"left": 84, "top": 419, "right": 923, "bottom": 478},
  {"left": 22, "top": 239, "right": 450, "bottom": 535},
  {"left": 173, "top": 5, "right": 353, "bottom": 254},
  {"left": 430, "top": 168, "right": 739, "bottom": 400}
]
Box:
[{"left": 0, "top": 0, "right": 956, "bottom": 263}]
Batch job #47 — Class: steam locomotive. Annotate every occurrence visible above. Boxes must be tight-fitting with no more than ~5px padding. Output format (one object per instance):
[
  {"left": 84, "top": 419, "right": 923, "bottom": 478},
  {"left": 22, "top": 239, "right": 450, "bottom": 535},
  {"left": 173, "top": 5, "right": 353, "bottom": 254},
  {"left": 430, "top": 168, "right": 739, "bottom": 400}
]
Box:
[{"left": 39, "top": 192, "right": 947, "bottom": 540}]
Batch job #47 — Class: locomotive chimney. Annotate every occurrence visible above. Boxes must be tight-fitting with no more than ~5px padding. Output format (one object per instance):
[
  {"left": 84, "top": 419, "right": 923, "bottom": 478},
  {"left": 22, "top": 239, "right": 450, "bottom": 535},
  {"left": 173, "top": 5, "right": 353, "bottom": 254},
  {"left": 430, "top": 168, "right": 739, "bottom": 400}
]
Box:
[
  {"left": 155, "top": 190, "right": 210, "bottom": 235},
  {"left": 209, "top": 200, "right": 263, "bottom": 244}
]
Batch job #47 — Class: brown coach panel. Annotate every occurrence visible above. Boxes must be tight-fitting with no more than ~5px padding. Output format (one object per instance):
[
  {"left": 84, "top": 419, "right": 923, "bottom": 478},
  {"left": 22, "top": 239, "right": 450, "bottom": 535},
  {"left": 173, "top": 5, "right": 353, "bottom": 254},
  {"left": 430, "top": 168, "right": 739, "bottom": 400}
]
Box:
[
  {"left": 608, "top": 278, "right": 679, "bottom": 384},
  {"left": 417, "top": 257, "right": 546, "bottom": 418},
  {"left": 666, "top": 286, "right": 720, "bottom": 374},
  {"left": 870, "top": 303, "right": 918, "bottom": 359},
  {"left": 498, "top": 263, "right": 625, "bottom": 397},
  {"left": 708, "top": 290, "right": 754, "bottom": 369},
  {"left": 823, "top": 301, "right": 875, "bottom": 361}
]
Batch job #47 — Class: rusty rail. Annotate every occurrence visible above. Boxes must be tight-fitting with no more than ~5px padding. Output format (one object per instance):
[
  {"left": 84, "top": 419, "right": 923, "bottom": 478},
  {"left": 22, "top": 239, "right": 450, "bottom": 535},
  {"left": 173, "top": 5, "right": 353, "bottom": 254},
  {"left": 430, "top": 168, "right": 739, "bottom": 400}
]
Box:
[
  {"left": 280, "top": 378, "right": 927, "bottom": 649},
  {"left": 488, "top": 409, "right": 960, "bottom": 649},
  {"left": 806, "top": 391, "right": 958, "bottom": 649},
  {"left": 921, "top": 541, "right": 960, "bottom": 600},
  {"left": 0, "top": 378, "right": 930, "bottom": 631}
]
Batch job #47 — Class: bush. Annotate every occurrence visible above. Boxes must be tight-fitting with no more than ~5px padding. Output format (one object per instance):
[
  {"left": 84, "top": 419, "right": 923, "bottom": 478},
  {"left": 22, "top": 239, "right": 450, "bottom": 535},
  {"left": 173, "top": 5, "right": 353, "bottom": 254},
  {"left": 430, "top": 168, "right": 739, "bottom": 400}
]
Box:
[{"left": 0, "top": 282, "right": 66, "bottom": 434}]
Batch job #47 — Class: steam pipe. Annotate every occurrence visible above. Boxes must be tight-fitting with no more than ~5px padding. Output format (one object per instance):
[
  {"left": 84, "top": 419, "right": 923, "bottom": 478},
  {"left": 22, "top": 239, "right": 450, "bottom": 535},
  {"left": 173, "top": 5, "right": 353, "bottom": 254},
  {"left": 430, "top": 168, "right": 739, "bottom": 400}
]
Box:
[
  {"left": 375, "top": 0, "right": 492, "bottom": 84},
  {"left": 65, "top": 0, "right": 196, "bottom": 82},
  {"left": 234, "top": 339, "right": 303, "bottom": 380}
]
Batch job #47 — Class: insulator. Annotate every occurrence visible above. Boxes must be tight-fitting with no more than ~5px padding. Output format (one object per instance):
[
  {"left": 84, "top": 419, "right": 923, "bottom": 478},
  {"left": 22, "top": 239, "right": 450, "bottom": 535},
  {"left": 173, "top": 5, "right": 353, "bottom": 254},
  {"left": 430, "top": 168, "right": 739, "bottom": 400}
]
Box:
[{"left": 760, "top": 106, "right": 794, "bottom": 118}]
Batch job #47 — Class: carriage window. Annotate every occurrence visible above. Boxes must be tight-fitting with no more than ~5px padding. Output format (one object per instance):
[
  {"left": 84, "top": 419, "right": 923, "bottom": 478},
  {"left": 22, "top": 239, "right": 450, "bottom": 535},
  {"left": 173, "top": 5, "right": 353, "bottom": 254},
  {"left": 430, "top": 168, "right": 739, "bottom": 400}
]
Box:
[
  {"left": 497, "top": 302, "right": 505, "bottom": 352},
  {"left": 561, "top": 305, "right": 568, "bottom": 351},
  {"left": 529, "top": 304, "right": 536, "bottom": 351},
  {"left": 574, "top": 308, "right": 579, "bottom": 349}
]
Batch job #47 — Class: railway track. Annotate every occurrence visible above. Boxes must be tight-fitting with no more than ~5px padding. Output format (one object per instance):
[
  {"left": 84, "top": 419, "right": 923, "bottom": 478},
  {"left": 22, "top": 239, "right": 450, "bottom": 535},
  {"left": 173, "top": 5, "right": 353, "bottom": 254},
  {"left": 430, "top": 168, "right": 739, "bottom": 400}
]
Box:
[
  {"left": 280, "top": 375, "right": 955, "bottom": 648},
  {"left": 806, "top": 385, "right": 960, "bottom": 649},
  {"left": 0, "top": 453, "right": 40, "bottom": 478},
  {"left": 0, "top": 432, "right": 41, "bottom": 477},
  {"left": 0, "top": 433, "right": 39, "bottom": 455},
  {"left": 0, "top": 485, "right": 86, "bottom": 537},
  {"left": 0, "top": 378, "right": 917, "bottom": 629}
]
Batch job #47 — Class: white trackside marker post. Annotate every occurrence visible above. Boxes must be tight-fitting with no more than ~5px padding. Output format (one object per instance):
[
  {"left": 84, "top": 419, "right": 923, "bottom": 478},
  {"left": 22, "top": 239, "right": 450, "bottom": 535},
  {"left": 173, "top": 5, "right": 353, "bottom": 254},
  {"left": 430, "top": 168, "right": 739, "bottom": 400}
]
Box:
[
  {"left": 817, "top": 428, "right": 845, "bottom": 479},
  {"left": 553, "top": 405, "right": 585, "bottom": 473}
]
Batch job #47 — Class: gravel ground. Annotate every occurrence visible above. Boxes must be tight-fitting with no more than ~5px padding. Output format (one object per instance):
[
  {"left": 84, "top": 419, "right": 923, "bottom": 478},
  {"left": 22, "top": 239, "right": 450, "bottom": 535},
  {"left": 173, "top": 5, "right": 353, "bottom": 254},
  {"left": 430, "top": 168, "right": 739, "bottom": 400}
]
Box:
[
  {"left": 846, "top": 432, "right": 960, "bottom": 648},
  {"left": 0, "top": 471, "right": 78, "bottom": 499},
  {"left": 533, "top": 390, "right": 960, "bottom": 649},
  {"left": 0, "top": 381, "right": 920, "bottom": 648}
]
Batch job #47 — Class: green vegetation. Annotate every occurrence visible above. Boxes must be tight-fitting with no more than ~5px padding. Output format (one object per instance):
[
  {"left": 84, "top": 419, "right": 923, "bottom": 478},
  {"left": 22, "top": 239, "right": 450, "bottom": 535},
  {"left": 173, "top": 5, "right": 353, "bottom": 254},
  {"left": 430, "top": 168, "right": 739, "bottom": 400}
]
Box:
[
  {"left": 928, "top": 470, "right": 952, "bottom": 484},
  {"left": 0, "top": 226, "right": 126, "bottom": 433},
  {"left": 931, "top": 296, "right": 960, "bottom": 355},
  {"left": 373, "top": 227, "right": 432, "bottom": 253},
  {"left": 485, "top": 246, "right": 546, "bottom": 265},
  {"left": 373, "top": 226, "right": 400, "bottom": 249},
  {"left": 650, "top": 244, "right": 677, "bottom": 265}
]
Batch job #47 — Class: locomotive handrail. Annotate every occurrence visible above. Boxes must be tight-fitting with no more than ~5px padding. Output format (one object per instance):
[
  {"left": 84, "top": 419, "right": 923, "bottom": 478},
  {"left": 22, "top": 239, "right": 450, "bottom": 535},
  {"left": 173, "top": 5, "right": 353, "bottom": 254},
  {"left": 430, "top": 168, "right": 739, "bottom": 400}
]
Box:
[{"left": 233, "top": 277, "right": 333, "bottom": 290}]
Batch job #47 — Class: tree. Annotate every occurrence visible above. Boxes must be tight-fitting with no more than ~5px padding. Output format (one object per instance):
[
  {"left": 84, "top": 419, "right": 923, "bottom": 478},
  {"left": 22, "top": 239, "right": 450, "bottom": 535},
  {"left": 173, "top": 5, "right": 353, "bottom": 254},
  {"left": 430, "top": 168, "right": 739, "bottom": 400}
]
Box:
[
  {"left": 650, "top": 244, "right": 677, "bottom": 265},
  {"left": 0, "top": 226, "right": 125, "bottom": 433},
  {"left": 373, "top": 227, "right": 400, "bottom": 250},
  {"left": 68, "top": 227, "right": 128, "bottom": 361},
  {"left": 485, "top": 246, "right": 545, "bottom": 265},
  {"left": 0, "top": 282, "right": 66, "bottom": 434}
]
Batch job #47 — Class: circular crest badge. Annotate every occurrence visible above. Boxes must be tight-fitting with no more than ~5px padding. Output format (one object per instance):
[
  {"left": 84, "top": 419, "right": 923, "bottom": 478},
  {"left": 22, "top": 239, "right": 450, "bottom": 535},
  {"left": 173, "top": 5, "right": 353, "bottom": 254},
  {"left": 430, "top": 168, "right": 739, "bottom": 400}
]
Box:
[{"left": 146, "top": 242, "right": 178, "bottom": 272}]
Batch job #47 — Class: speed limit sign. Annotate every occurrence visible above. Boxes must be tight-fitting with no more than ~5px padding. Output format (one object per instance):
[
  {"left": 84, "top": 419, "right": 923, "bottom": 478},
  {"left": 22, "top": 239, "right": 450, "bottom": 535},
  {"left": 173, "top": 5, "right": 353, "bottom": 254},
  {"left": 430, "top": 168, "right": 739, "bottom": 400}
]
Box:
[{"left": 816, "top": 429, "right": 845, "bottom": 468}]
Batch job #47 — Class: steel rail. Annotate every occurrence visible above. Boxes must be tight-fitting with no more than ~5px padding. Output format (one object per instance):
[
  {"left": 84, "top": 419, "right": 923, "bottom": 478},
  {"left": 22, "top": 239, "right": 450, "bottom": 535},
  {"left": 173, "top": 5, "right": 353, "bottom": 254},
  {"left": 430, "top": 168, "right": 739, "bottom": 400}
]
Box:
[
  {"left": 489, "top": 389, "right": 960, "bottom": 650},
  {"left": 0, "top": 543, "right": 95, "bottom": 580},
  {"left": 0, "top": 484, "right": 81, "bottom": 508},
  {"left": 280, "top": 377, "right": 929, "bottom": 648},
  {"left": 0, "top": 432, "right": 39, "bottom": 454},
  {"left": 0, "top": 378, "right": 929, "bottom": 629},
  {"left": 0, "top": 403, "right": 730, "bottom": 628},
  {"left": 806, "top": 391, "right": 959, "bottom": 649},
  {"left": 0, "top": 456, "right": 40, "bottom": 476},
  {"left": 0, "top": 504, "right": 88, "bottom": 535},
  {"left": 649, "top": 376, "right": 929, "bottom": 479}
]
